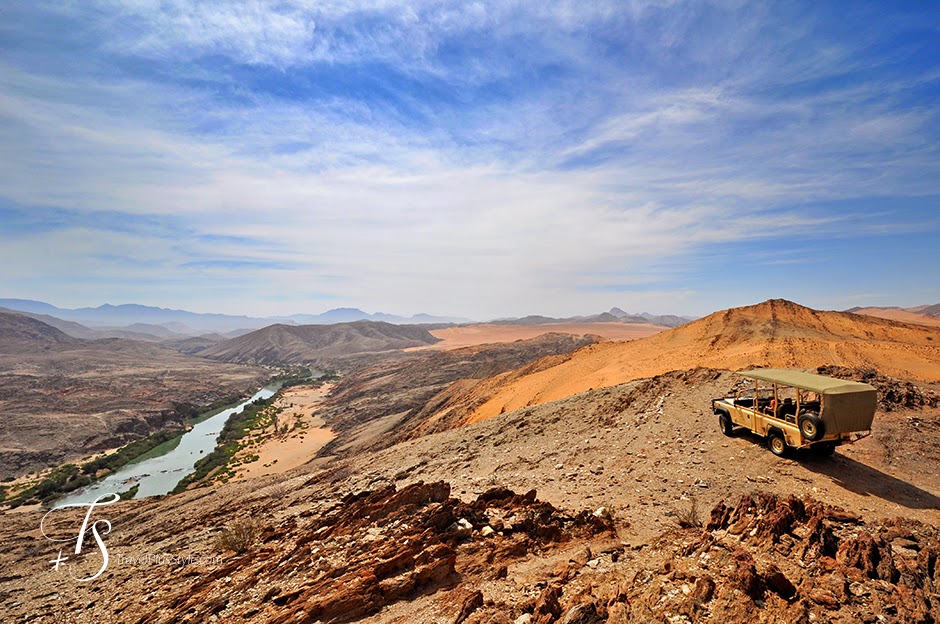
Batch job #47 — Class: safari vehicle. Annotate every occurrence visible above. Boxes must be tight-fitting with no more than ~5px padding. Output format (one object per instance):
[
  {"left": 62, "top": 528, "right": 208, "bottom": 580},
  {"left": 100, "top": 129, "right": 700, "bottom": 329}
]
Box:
[{"left": 712, "top": 369, "right": 876, "bottom": 457}]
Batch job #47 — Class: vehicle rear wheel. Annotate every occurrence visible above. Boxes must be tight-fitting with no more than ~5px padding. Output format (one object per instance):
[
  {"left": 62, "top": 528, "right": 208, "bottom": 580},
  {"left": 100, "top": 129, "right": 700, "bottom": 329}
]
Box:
[
  {"left": 814, "top": 442, "right": 836, "bottom": 456},
  {"left": 798, "top": 412, "right": 825, "bottom": 441},
  {"left": 718, "top": 414, "right": 733, "bottom": 436},
  {"left": 768, "top": 431, "right": 789, "bottom": 457}
]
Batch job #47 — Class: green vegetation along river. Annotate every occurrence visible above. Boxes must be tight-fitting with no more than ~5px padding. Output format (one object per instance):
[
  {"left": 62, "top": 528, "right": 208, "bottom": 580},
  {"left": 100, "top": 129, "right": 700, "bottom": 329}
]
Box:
[{"left": 55, "top": 385, "right": 278, "bottom": 506}]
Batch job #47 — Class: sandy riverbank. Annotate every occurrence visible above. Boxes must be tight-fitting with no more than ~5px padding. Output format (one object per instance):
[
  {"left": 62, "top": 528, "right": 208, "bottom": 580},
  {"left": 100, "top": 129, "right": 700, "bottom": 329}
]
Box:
[{"left": 231, "top": 383, "right": 335, "bottom": 481}]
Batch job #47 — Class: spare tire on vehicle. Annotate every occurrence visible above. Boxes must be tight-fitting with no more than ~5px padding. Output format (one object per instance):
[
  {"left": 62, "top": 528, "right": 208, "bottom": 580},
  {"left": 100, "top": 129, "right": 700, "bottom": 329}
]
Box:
[{"left": 798, "top": 411, "right": 825, "bottom": 441}]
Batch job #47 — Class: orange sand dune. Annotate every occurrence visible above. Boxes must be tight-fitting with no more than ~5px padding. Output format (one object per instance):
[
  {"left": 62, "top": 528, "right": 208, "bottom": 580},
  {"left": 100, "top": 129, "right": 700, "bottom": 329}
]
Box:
[
  {"left": 423, "top": 321, "right": 667, "bottom": 350},
  {"left": 853, "top": 307, "right": 940, "bottom": 327},
  {"left": 440, "top": 300, "right": 940, "bottom": 426}
]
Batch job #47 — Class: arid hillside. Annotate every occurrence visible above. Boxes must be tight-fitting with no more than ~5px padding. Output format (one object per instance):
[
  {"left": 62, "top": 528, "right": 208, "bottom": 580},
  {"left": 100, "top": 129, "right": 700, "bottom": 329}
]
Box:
[
  {"left": 198, "top": 321, "right": 441, "bottom": 365},
  {"left": 315, "top": 333, "right": 600, "bottom": 457},
  {"left": 0, "top": 310, "right": 83, "bottom": 352},
  {"left": 3, "top": 300, "right": 940, "bottom": 623},
  {"left": 421, "top": 321, "right": 665, "bottom": 350},
  {"left": 3, "top": 367, "right": 938, "bottom": 623},
  {"left": 430, "top": 299, "right": 940, "bottom": 428},
  {"left": 0, "top": 312, "right": 269, "bottom": 477}
]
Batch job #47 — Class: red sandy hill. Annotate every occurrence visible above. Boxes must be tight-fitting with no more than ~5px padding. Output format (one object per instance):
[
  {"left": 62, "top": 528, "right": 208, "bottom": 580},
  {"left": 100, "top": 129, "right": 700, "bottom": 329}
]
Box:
[{"left": 429, "top": 299, "right": 940, "bottom": 427}]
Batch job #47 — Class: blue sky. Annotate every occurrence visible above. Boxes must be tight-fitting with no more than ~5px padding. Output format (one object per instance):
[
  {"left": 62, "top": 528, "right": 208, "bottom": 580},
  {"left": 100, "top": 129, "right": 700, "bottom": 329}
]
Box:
[{"left": 1, "top": 1, "right": 939, "bottom": 319}]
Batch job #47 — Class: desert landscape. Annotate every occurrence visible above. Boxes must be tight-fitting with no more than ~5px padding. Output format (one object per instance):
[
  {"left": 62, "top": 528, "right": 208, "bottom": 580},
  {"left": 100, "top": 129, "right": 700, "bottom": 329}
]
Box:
[
  {"left": 4, "top": 3, "right": 940, "bottom": 622},
  {"left": 419, "top": 321, "right": 667, "bottom": 351},
  {"left": 1, "top": 299, "right": 939, "bottom": 623}
]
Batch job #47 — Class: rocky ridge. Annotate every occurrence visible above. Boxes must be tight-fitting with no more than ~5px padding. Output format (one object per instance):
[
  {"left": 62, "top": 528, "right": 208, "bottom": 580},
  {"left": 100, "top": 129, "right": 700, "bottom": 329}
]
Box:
[
  {"left": 815, "top": 365, "right": 940, "bottom": 411},
  {"left": 8, "top": 479, "right": 937, "bottom": 624},
  {"left": 0, "top": 310, "right": 82, "bottom": 352}
]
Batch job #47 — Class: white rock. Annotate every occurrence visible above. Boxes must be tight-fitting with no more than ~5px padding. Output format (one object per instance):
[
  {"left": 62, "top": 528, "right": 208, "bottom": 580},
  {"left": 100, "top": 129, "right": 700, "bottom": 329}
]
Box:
[{"left": 593, "top": 506, "right": 611, "bottom": 520}]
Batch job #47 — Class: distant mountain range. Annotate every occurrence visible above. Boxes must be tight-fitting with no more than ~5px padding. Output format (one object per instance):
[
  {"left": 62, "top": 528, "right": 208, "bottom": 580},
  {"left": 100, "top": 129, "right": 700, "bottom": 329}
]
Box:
[
  {"left": 0, "top": 299, "right": 470, "bottom": 335},
  {"left": 0, "top": 298, "right": 698, "bottom": 341},
  {"left": 845, "top": 304, "right": 940, "bottom": 328},
  {"left": 496, "top": 308, "right": 693, "bottom": 328}
]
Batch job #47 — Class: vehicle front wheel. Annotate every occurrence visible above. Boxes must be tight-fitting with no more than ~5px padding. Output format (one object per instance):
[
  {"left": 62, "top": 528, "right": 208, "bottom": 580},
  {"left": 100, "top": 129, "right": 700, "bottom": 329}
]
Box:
[
  {"left": 718, "top": 414, "right": 733, "bottom": 436},
  {"left": 767, "top": 431, "right": 789, "bottom": 457}
]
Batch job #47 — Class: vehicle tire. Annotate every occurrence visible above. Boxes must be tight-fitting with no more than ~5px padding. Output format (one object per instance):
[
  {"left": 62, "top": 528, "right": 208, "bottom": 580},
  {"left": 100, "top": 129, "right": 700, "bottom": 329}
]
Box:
[
  {"left": 798, "top": 412, "right": 825, "bottom": 441},
  {"left": 767, "top": 431, "right": 789, "bottom": 457},
  {"left": 718, "top": 414, "right": 733, "bottom": 436},
  {"left": 814, "top": 442, "right": 836, "bottom": 456}
]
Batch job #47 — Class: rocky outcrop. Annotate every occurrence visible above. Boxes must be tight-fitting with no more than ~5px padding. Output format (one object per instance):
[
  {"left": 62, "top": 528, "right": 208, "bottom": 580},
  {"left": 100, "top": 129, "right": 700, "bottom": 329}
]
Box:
[
  {"left": 440, "top": 492, "right": 939, "bottom": 623},
  {"left": 125, "top": 481, "right": 614, "bottom": 624},
  {"left": 816, "top": 365, "right": 940, "bottom": 411},
  {"left": 587, "top": 492, "right": 940, "bottom": 623}
]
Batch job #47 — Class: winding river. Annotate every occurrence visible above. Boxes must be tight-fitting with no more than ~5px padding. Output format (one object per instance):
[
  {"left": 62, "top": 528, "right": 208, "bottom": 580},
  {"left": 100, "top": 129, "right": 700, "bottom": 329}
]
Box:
[{"left": 55, "top": 385, "right": 278, "bottom": 506}]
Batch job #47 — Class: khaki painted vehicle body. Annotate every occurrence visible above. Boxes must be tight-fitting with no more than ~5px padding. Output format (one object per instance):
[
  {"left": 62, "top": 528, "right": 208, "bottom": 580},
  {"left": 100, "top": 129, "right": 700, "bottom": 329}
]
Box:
[{"left": 711, "top": 369, "right": 877, "bottom": 456}]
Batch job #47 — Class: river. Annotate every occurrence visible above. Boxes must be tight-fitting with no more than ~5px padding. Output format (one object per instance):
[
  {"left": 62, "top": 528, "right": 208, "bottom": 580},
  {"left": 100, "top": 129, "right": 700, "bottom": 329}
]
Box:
[{"left": 55, "top": 385, "right": 278, "bottom": 506}]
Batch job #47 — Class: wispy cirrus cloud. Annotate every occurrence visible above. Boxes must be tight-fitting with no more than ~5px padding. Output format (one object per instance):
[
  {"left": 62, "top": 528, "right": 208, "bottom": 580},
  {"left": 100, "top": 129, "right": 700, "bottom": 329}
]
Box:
[{"left": 0, "top": 1, "right": 938, "bottom": 317}]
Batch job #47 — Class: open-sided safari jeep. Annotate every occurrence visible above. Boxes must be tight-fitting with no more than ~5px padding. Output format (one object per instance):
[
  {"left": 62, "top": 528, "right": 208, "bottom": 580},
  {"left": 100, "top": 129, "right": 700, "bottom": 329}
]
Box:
[{"left": 712, "top": 369, "right": 876, "bottom": 457}]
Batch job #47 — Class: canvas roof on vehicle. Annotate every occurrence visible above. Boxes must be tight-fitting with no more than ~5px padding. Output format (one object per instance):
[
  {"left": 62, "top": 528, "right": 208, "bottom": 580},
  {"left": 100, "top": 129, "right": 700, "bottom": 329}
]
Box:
[{"left": 738, "top": 369, "right": 876, "bottom": 395}]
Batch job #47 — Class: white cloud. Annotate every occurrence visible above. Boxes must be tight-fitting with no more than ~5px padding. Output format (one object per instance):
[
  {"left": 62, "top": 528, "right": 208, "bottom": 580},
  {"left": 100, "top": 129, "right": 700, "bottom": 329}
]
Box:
[{"left": 1, "top": 1, "right": 938, "bottom": 317}]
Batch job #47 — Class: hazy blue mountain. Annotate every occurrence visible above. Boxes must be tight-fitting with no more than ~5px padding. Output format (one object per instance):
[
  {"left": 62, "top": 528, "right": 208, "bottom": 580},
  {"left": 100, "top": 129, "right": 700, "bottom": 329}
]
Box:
[
  {"left": 0, "top": 299, "right": 63, "bottom": 316},
  {"left": 278, "top": 308, "right": 469, "bottom": 325},
  {"left": 919, "top": 303, "right": 940, "bottom": 317},
  {"left": 0, "top": 299, "right": 469, "bottom": 335},
  {"left": 492, "top": 309, "right": 694, "bottom": 328},
  {"left": 635, "top": 312, "right": 695, "bottom": 328}
]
